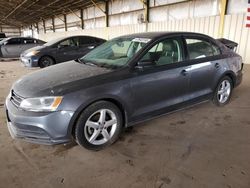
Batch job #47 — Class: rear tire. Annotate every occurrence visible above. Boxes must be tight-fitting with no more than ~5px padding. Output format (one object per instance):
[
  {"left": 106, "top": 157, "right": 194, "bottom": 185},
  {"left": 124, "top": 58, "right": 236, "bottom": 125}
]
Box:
[
  {"left": 74, "top": 101, "right": 123, "bottom": 150},
  {"left": 39, "top": 56, "right": 55, "bottom": 68},
  {"left": 213, "top": 76, "right": 233, "bottom": 106}
]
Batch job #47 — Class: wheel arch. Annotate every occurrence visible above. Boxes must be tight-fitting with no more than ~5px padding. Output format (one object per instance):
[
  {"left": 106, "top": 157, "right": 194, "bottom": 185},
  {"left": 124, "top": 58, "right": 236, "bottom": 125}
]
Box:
[
  {"left": 221, "top": 70, "right": 236, "bottom": 88},
  {"left": 38, "top": 55, "right": 56, "bottom": 66},
  {"left": 68, "top": 97, "right": 128, "bottom": 138}
]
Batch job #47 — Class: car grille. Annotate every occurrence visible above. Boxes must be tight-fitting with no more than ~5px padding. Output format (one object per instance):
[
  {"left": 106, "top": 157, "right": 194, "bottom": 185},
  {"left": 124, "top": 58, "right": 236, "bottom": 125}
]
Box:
[{"left": 10, "top": 90, "right": 23, "bottom": 107}]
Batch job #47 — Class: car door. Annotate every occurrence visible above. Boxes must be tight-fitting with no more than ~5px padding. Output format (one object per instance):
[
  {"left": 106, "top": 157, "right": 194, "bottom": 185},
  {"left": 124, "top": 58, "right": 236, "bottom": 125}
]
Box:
[
  {"left": 55, "top": 37, "right": 80, "bottom": 63},
  {"left": 130, "top": 37, "right": 191, "bottom": 121},
  {"left": 183, "top": 37, "right": 222, "bottom": 100},
  {"left": 1, "top": 38, "right": 23, "bottom": 58}
]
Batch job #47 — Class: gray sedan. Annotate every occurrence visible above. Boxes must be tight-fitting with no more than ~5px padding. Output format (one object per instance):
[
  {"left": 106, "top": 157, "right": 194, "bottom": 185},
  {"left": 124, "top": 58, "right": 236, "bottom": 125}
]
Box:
[
  {"left": 5, "top": 32, "right": 243, "bottom": 150},
  {"left": 0, "top": 37, "right": 45, "bottom": 58}
]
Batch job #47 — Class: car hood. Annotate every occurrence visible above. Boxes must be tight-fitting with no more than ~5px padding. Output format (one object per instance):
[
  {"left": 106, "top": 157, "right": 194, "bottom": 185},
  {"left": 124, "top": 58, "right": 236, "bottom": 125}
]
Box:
[
  {"left": 13, "top": 61, "right": 112, "bottom": 97},
  {"left": 22, "top": 45, "right": 46, "bottom": 55}
]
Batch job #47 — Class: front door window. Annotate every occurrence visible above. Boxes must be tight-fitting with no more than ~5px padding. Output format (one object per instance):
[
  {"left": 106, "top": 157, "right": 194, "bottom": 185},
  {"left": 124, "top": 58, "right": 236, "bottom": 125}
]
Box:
[{"left": 140, "top": 38, "right": 183, "bottom": 66}]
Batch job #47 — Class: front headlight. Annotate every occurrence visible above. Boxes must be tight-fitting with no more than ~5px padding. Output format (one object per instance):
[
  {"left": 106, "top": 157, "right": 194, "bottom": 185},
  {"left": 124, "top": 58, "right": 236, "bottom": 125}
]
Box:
[
  {"left": 25, "top": 50, "right": 39, "bottom": 57},
  {"left": 7, "top": 91, "right": 11, "bottom": 99},
  {"left": 20, "top": 96, "right": 63, "bottom": 112}
]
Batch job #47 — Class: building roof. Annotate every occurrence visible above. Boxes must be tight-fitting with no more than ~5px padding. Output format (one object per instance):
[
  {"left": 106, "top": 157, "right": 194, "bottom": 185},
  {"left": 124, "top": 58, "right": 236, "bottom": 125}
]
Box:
[{"left": 0, "top": 0, "right": 105, "bottom": 27}]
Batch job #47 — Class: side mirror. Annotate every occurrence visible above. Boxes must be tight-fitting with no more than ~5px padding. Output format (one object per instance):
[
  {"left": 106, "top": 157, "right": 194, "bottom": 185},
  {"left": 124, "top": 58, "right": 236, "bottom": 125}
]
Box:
[
  {"left": 58, "top": 44, "right": 68, "bottom": 49},
  {"left": 87, "top": 45, "right": 95, "bottom": 50},
  {"left": 136, "top": 59, "right": 155, "bottom": 69}
]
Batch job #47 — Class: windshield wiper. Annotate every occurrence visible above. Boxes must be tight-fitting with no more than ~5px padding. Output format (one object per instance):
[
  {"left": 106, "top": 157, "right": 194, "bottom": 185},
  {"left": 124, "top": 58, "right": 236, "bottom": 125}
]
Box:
[
  {"left": 78, "top": 58, "right": 98, "bottom": 67},
  {"left": 78, "top": 59, "right": 118, "bottom": 69}
]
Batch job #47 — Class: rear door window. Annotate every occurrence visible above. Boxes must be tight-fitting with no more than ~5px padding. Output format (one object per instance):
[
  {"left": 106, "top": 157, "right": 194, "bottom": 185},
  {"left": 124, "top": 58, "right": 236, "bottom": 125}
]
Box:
[{"left": 185, "top": 38, "right": 220, "bottom": 60}]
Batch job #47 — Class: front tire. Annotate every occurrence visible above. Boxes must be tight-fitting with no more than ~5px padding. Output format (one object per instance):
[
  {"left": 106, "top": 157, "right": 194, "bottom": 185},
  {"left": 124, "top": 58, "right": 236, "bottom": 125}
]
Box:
[
  {"left": 213, "top": 76, "right": 233, "bottom": 106},
  {"left": 39, "top": 56, "right": 55, "bottom": 68},
  {"left": 75, "top": 101, "right": 123, "bottom": 150}
]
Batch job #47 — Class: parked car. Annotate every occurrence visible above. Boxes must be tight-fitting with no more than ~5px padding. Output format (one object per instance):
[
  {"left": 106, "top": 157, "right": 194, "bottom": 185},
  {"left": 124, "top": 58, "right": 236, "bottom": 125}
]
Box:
[
  {"left": 20, "top": 35, "right": 106, "bottom": 68},
  {"left": 0, "top": 37, "right": 45, "bottom": 58},
  {"left": 5, "top": 32, "right": 243, "bottom": 150},
  {"left": 0, "top": 32, "right": 7, "bottom": 41}
]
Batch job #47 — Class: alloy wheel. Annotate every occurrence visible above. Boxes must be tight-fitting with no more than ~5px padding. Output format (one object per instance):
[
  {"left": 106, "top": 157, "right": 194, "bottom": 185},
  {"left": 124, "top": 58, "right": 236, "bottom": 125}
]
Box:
[
  {"left": 84, "top": 109, "right": 118, "bottom": 145},
  {"left": 217, "top": 80, "right": 231, "bottom": 104}
]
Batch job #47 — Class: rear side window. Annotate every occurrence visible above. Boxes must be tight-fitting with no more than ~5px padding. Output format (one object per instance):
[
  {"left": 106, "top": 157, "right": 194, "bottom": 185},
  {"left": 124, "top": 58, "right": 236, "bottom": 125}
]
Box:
[
  {"left": 79, "top": 37, "right": 95, "bottom": 45},
  {"left": 95, "top": 38, "right": 105, "bottom": 43},
  {"left": 185, "top": 38, "right": 220, "bottom": 60},
  {"left": 37, "top": 40, "right": 44, "bottom": 44}
]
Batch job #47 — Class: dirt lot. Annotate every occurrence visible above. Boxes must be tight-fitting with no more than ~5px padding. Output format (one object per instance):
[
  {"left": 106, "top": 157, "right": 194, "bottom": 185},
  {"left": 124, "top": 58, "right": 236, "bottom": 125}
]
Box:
[{"left": 0, "top": 61, "right": 250, "bottom": 188}]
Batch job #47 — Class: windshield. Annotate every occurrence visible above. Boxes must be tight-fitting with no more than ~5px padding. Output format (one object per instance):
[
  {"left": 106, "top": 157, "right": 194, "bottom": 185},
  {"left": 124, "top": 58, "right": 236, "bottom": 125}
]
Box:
[
  {"left": 0, "top": 38, "right": 9, "bottom": 45},
  {"left": 80, "top": 37, "right": 151, "bottom": 67}
]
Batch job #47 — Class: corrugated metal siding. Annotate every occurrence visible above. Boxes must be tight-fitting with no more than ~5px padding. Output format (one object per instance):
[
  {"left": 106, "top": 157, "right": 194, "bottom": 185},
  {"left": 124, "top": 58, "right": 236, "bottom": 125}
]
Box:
[
  {"left": 147, "top": 16, "right": 221, "bottom": 38},
  {"left": 0, "top": 25, "right": 20, "bottom": 37},
  {"left": 38, "top": 13, "right": 250, "bottom": 64},
  {"left": 224, "top": 13, "right": 250, "bottom": 64}
]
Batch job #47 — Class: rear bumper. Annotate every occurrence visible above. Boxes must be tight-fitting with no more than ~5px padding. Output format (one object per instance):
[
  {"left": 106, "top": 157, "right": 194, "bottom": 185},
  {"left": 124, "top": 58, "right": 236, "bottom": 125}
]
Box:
[
  {"left": 0, "top": 47, "right": 2, "bottom": 57},
  {"left": 5, "top": 97, "right": 74, "bottom": 145},
  {"left": 20, "top": 55, "right": 39, "bottom": 67},
  {"left": 235, "top": 70, "right": 243, "bottom": 87}
]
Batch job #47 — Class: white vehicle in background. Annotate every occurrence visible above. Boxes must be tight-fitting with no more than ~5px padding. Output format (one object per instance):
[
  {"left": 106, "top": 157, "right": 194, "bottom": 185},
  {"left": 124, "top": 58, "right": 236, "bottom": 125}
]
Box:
[{"left": 0, "top": 37, "right": 45, "bottom": 58}]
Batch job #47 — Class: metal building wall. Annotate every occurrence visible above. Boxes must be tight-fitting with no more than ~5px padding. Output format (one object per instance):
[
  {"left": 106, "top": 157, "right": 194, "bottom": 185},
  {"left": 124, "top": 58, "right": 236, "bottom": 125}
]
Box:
[
  {"left": 34, "top": 0, "right": 250, "bottom": 64},
  {"left": 0, "top": 25, "right": 20, "bottom": 37}
]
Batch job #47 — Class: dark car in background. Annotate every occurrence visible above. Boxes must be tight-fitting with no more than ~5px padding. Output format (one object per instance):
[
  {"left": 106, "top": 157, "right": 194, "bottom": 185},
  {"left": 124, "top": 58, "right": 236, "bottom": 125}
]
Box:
[
  {"left": 0, "top": 32, "right": 7, "bottom": 41},
  {"left": 5, "top": 32, "right": 243, "bottom": 150},
  {"left": 0, "top": 37, "right": 45, "bottom": 58},
  {"left": 20, "top": 35, "right": 106, "bottom": 68}
]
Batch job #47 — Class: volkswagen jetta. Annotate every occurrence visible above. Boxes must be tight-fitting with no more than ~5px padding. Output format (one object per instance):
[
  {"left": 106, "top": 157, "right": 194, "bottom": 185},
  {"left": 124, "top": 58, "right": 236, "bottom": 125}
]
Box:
[{"left": 5, "top": 32, "right": 243, "bottom": 150}]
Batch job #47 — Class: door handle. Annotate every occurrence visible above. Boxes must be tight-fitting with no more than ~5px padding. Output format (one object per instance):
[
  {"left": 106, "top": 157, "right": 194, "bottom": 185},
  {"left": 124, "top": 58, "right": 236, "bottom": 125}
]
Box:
[
  {"left": 215, "top": 63, "right": 220, "bottom": 69},
  {"left": 181, "top": 69, "right": 188, "bottom": 76}
]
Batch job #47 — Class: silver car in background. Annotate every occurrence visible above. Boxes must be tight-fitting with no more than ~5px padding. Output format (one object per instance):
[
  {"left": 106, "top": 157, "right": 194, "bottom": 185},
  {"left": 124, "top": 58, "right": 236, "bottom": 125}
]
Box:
[{"left": 0, "top": 37, "right": 45, "bottom": 58}]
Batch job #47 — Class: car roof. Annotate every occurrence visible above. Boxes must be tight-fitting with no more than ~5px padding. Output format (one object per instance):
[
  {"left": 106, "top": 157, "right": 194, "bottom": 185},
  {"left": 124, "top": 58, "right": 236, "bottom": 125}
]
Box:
[
  {"left": 6, "top": 37, "right": 38, "bottom": 39},
  {"left": 120, "top": 32, "right": 212, "bottom": 40},
  {"left": 58, "top": 35, "right": 103, "bottom": 40}
]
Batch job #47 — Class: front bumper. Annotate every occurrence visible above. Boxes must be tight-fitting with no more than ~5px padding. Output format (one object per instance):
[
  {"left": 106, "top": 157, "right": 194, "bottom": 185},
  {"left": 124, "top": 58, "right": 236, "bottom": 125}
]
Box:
[
  {"left": 5, "top": 97, "right": 74, "bottom": 145},
  {"left": 20, "top": 55, "right": 39, "bottom": 67}
]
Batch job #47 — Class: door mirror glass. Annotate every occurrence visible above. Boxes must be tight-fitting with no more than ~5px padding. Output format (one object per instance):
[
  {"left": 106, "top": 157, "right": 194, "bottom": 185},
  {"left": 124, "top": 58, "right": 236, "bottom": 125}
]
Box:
[
  {"left": 57, "top": 44, "right": 65, "bottom": 49},
  {"left": 87, "top": 46, "right": 95, "bottom": 50}
]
